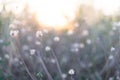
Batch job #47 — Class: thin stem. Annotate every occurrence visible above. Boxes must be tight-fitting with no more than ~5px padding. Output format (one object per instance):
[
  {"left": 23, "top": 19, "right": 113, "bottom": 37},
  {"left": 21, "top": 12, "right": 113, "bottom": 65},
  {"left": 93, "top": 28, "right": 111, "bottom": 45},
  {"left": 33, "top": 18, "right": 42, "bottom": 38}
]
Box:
[
  {"left": 36, "top": 32, "right": 54, "bottom": 80},
  {"left": 36, "top": 39, "right": 53, "bottom": 80},
  {"left": 14, "top": 37, "right": 37, "bottom": 80},
  {"left": 36, "top": 53, "right": 53, "bottom": 80},
  {"left": 70, "top": 76, "right": 75, "bottom": 80},
  {"left": 51, "top": 48, "right": 65, "bottom": 80}
]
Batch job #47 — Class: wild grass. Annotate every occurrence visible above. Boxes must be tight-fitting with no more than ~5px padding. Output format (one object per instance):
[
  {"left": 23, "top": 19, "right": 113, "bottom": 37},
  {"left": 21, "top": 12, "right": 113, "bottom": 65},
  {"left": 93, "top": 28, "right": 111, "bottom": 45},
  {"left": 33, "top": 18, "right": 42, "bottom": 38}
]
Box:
[{"left": 0, "top": 5, "right": 120, "bottom": 80}]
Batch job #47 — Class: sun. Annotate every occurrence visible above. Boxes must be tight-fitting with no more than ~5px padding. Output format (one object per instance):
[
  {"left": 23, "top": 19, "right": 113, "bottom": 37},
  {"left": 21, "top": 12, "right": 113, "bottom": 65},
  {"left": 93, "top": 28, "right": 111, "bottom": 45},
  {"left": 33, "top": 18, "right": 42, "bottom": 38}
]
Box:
[
  {"left": 26, "top": 0, "right": 120, "bottom": 30},
  {"left": 25, "top": 0, "right": 80, "bottom": 30},
  {"left": 3, "top": 0, "right": 120, "bottom": 30}
]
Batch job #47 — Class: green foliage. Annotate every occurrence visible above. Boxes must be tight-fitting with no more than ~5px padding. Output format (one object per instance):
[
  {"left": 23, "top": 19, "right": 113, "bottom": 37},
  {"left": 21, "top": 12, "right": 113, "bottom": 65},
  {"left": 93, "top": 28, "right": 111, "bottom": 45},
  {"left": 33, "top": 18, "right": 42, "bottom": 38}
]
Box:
[
  {"left": 0, "top": 3, "right": 120, "bottom": 80},
  {"left": 36, "top": 72, "right": 43, "bottom": 79}
]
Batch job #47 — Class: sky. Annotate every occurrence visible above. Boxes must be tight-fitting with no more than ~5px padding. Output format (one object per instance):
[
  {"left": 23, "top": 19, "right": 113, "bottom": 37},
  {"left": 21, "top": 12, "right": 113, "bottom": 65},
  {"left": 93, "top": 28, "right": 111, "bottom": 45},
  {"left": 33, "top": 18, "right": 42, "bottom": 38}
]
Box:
[{"left": 0, "top": 0, "right": 120, "bottom": 28}]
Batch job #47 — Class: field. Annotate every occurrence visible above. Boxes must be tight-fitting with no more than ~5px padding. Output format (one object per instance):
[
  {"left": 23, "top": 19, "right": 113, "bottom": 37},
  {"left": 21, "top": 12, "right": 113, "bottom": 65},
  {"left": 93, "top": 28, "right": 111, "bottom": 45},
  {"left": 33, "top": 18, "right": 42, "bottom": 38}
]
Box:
[{"left": 0, "top": 3, "right": 120, "bottom": 80}]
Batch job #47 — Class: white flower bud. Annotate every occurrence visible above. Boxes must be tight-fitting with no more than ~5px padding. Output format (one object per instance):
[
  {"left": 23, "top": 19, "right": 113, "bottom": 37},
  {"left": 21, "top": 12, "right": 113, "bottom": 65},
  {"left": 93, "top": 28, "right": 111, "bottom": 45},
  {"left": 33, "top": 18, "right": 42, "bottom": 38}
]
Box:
[
  {"left": 30, "top": 49, "right": 36, "bottom": 55},
  {"left": 10, "top": 30, "right": 19, "bottom": 37},
  {"left": 45, "top": 46, "right": 51, "bottom": 51},
  {"left": 36, "top": 30, "right": 43, "bottom": 38},
  {"left": 53, "top": 36, "right": 60, "bottom": 42},
  {"left": 68, "top": 69, "right": 75, "bottom": 75}
]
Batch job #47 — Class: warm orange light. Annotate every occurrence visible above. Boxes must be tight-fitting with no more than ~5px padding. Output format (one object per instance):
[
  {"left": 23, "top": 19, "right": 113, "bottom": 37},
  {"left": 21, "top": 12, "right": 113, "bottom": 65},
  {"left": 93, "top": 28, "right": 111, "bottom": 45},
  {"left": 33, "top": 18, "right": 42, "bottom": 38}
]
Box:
[
  {"left": 3, "top": 0, "right": 120, "bottom": 29},
  {"left": 26, "top": 0, "right": 80, "bottom": 30}
]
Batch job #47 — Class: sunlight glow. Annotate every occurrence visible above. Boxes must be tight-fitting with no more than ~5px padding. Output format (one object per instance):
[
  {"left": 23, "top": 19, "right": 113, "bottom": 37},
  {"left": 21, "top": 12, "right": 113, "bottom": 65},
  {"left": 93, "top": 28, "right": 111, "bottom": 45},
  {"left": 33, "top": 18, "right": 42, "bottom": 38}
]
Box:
[
  {"left": 2, "top": 0, "right": 120, "bottom": 30},
  {"left": 26, "top": 0, "right": 120, "bottom": 29},
  {"left": 93, "top": 0, "right": 120, "bottom": 15},
  {"left": 26, "top": 0, "right": 80, "bottom": 29}
]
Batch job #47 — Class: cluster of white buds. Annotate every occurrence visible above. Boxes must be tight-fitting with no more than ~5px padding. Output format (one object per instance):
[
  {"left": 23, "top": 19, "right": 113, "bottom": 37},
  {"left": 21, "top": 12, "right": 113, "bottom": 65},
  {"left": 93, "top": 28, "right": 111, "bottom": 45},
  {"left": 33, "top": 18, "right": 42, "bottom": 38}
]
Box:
[
  {"left": 53, "top": 36, "right": 60, "bottom": 42},
  {"left": 110, "top": 47, "right": 115, "bottom": 52},
  {"left": 36, "top": 30, "right": 43, "bottom": 38},
  {"left": 30, "top": 49, "right": 36, "bottom": 55},
  {"left": 4, "top": 54, "right": 10, "bottom": 59},
  {"left": 68, "top": 69, "right": 75, "bottom": 75},
  {"left": 10, "top": 30, "right": 19, "bottom": 37},
  {"left": 45, "top": 46, "right": 51, "bottom": 51},
  {"left": 108, "top": 55, "right": 114, "bottom": 60}
]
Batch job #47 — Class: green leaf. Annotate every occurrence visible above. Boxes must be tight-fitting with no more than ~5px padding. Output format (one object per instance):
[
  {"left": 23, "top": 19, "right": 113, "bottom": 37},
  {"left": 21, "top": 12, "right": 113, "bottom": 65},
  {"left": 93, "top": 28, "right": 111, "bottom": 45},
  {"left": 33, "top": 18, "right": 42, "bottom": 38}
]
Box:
[{"left": 36, "top": 72, "right": 43, "bottom": 78}]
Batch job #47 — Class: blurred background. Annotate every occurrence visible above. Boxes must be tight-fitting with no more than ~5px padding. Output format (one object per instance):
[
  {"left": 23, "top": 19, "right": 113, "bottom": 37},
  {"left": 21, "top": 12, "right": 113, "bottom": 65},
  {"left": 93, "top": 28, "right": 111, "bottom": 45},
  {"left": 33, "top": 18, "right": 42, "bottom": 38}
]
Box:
[{"left": 0, "top": 0, "right": 120, "bottom": 80}]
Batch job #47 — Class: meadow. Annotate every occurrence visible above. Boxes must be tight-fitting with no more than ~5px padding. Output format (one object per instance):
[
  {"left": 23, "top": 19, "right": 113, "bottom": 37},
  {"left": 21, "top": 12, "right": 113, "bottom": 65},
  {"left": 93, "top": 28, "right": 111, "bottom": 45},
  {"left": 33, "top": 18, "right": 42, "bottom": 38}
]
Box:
[{"left": 0, "top": 3, "right": 120, "bottom": 80}]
